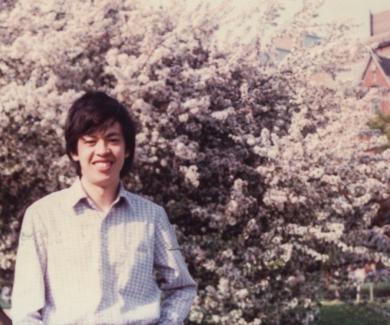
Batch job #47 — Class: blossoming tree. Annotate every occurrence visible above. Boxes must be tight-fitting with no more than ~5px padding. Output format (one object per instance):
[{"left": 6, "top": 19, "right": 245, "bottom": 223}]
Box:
[{"left": 1, "top": 0, "right": 390, "bottom": 324}]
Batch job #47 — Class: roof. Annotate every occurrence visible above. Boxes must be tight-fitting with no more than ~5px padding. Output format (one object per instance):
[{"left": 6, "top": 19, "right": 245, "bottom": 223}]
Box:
[
  {"left": 361, "top": 50, "right": 390, "bottom": 87},
  {"left": 367, "top": 33, "right": 390, "bottom": 46},
  {"left": 376, "top": 39, "right": 390, "bottom": 50},
  {"left": 377, "top": 55, "right": 390, "bottom": 77}
]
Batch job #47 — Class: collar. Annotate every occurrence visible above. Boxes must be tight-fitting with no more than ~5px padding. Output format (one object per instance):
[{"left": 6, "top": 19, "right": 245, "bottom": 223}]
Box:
[{"left": 67, "top": 178, "right": 131, "bottom": 210}]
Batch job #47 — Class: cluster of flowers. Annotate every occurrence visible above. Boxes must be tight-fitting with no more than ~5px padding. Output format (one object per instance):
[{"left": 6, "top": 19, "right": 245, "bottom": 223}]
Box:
[{"left": 1, "top": 0, "right": 388, "bottom": 324}]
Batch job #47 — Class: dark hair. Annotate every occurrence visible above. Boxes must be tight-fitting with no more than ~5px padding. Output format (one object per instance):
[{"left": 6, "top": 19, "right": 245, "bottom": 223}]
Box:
[{"left": 64, "top": 91, "right": 136, "bottom": 177}]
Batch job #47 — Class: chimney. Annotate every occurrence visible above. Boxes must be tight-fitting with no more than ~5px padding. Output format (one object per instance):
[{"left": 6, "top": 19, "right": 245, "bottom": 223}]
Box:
[{"left": 370, "top": 11, "right": 373, "bottom": 36}]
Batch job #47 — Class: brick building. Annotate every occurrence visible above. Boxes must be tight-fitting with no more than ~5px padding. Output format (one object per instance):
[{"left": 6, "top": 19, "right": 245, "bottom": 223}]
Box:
[{"left": 362, "top": 9, "right": 390, "bottom": 114}]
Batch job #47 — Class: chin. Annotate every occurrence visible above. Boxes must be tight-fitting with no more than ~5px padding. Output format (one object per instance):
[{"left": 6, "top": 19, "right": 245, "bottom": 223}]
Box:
[{"left": 88, "top": 175, "right": 119, "bottom": 187}]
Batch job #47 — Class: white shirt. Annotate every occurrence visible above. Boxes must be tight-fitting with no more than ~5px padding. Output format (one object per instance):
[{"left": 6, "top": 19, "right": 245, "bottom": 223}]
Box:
[{"left": 12, "top": 179, "right": 196, "bottom": 325}]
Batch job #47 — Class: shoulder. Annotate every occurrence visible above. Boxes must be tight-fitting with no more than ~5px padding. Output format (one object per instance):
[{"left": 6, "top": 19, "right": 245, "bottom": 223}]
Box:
[
  {"left": 26, "top": 187, "right": 71, "bottom": 216},
  {"left": 20, "top": 188, "right": 70, "bottom": 233},
  {"left": 121, "top": 191, "right": 175, "bottom": 231}
]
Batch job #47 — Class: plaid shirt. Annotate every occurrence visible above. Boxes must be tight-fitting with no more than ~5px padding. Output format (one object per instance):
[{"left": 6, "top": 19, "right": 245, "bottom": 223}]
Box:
[{"left": 12, "top": 179, "right": 197, "bottom": 325}]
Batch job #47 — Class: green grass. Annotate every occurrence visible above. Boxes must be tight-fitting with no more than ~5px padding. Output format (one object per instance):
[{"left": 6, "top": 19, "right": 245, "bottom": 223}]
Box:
[{"left": 315, "top": 302, "right": 389, "bottom": 325}]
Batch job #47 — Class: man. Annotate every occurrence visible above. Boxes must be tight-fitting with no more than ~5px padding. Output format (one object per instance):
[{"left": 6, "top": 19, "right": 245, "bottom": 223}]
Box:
[{"left": 12, "top": 91, "right": 197, "bottom": 325}]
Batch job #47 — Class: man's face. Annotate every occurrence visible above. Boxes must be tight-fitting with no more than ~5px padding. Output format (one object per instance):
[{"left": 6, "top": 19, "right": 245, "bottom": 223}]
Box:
[{"left": 71, "top": 121, "right": 127, "bottom": 188}]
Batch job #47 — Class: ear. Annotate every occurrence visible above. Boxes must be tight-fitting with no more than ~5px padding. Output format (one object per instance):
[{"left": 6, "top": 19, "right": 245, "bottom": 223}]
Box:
[{"left": 71, "top": 152, "right": 80, "bottom": 161}]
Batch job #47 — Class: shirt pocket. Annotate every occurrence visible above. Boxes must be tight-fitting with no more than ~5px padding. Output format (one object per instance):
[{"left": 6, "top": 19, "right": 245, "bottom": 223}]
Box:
[
  {"left": 116, "top": 241, "right": 150, "bottom": 267},
  {"left": 112, "top": 220, "right": 155, "bottom": 285},
  {"left": 116, "top": 242, "right": 154, "bottom": 294}
]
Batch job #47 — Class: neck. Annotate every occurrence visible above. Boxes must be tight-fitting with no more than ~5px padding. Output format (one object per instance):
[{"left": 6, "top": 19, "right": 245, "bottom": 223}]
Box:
[{"left": 80, "top": 177, "right": 120, "bottom": 212}]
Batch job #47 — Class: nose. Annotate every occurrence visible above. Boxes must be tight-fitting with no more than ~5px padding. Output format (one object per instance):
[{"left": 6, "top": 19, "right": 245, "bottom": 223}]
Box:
[{"left": 96, "top": 140, "right": 110, "bottom": 155}]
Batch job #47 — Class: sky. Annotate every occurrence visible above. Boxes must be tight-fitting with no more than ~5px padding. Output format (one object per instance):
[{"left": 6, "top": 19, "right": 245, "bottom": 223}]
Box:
[
  {"left": 265, "top": 0, "right": 390, "bottom": 39},
  {"left": 149, "top": 0, "right": 390, "bottom": 39},
  {"left": 318, "top": 0, "right": 390, "bottom": 37},
  {"left": 147, "top": 0, "right": 390, "bottom": 43}
]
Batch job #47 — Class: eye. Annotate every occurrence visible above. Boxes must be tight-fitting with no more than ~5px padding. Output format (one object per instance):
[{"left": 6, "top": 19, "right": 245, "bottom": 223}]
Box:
[
  {"left": 83, "top": 138, "right": 96, "bottom": 145},
  {"left": 108, "top": 137, "right": 120, "bottom": 143}
]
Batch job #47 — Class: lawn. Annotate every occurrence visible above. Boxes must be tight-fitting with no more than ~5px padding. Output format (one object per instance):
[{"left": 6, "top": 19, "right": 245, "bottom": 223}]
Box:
[{"left": 316, "top": 302, "right": 389, "bottom": 325}]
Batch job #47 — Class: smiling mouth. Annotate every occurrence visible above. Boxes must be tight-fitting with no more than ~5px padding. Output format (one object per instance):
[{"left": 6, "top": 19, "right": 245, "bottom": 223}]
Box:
[{"left": 93, "top": 161, "right": 113, "bottom": 171}]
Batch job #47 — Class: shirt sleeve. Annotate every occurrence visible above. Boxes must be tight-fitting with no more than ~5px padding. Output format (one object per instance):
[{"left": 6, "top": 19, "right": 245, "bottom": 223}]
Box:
[
  {"left": 11, "top": 206, "right": 47, "bottom": 325},
  {"left": 154, "top": 208, "right": 197, "bottom": 325}
]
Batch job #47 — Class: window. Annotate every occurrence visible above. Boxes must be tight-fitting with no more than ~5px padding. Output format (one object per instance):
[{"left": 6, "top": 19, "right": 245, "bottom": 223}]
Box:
[
  {"left": 276, "top": 48, "right": 290, "bottom": 61},
  {"left": 371, "top": 98, "right": 380, "bottom": 114},
  {"left": 304, "top": 34, "right": 321, "bottom": 47}
]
